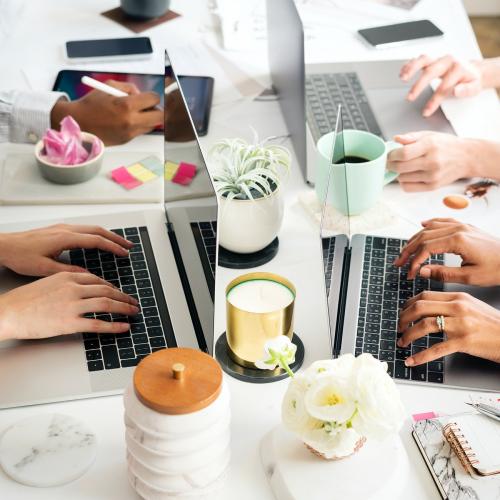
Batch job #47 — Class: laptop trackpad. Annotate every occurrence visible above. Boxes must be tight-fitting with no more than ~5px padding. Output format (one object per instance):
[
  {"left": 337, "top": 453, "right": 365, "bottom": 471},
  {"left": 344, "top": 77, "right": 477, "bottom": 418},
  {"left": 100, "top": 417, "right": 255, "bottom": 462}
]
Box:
[
  {"left": 0, "top": 337, "right": 91, "bottom": 408},
  {"left": 367, "top": 87, "right": 454, "bottom": 139}
]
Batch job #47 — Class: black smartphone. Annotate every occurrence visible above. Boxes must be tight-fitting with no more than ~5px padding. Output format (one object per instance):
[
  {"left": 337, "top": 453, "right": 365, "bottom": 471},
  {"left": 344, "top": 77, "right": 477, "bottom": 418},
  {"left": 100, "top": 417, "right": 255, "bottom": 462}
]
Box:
[
  {"left": 177, "top": 76, "right": 214, "bottom": 137},
  {"left": 358, "top": 20, "right": 443, "bottom": 48},
  {"left": 52, "top": 70, "right": 214, "bottom": 136},
  {"left": 65, "top": 37, "right": 153, "bottom": 62}
]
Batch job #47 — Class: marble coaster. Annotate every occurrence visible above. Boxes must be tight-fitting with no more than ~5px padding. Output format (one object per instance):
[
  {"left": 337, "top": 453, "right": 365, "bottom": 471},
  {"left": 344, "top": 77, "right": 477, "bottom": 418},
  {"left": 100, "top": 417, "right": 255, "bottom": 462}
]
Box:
[{"left": 0, "top": 413, "right": 97, "bottom": 487}]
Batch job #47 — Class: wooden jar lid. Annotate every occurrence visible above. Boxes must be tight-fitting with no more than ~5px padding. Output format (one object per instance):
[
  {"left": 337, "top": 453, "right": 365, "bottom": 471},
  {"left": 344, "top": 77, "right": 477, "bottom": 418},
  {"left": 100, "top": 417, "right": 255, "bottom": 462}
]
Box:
[{"left": 133, "top": 348, "right": 223, "bottom": 415}]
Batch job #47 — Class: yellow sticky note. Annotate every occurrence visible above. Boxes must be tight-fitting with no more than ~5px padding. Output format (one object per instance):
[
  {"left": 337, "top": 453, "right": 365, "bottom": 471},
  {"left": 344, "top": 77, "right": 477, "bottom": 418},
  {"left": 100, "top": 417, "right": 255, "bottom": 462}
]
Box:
[
  {"left": 164, "top": 161, "right": 179, "bottom": 181},
  {"left": 127, "top": 163, "right": 157, "bottom": 183}
]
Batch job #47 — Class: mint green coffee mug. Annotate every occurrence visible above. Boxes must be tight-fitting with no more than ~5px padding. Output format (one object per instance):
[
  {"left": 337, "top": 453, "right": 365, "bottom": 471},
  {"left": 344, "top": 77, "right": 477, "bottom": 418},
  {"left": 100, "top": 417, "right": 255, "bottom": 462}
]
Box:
[{"left": 316, "top": 129, "right": 400, "bottom": 216}]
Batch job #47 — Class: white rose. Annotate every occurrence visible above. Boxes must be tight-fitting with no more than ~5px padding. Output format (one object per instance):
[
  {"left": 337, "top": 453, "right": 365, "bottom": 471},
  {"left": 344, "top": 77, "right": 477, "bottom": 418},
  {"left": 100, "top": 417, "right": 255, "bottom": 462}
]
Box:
[
  {"left": 350, "top": 354, "right": 406, "bottom": 440},
  {"left": 304, "top": 374, "right": 356, "bottom": 424},
  {"left": 282, "top": 375, "right": 319, "bottom": 435},
  {"left": 303, "top": 426, "right": 361, "bottom": 459},
  {"left": 302, "top": 354, "right": 355, "bottom": 383}
]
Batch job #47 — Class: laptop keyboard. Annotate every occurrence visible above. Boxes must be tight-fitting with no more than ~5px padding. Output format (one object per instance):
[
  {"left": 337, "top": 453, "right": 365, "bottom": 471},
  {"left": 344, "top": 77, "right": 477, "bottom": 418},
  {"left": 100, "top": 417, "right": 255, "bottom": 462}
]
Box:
[
  {"left": 356, "top": 236, "right": 445, "bottom": 384},
  {"left": 322, "top": 237, "right": 336, "bottom": 295},
  {"left": 306, "top": 72, "right": 383, "bottom": 143},
  {"left": 191, "top": 221, "right": 217, "bottom": 277},
  {"left": 69, "top": 226, "right": 175, "bottom": 372}
]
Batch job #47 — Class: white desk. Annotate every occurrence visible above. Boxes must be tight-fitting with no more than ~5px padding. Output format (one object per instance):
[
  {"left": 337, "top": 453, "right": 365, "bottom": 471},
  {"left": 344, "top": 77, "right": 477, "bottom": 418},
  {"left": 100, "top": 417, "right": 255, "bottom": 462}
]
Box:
[{"left": 0, "top": 1, "right": 498, "bottom": 499}]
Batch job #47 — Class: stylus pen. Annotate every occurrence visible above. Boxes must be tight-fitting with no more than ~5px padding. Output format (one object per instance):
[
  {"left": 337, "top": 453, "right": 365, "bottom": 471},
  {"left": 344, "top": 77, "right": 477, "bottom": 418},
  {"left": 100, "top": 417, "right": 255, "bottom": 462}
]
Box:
[
  {"left": 81, "top": 75, "right": 128, "bottom": 97},
  {"left": 81, "top": 75, "right": 164, "bottom": 111},
  {"left": 465, "top": 402, "right": 500, "bottom": 422}
]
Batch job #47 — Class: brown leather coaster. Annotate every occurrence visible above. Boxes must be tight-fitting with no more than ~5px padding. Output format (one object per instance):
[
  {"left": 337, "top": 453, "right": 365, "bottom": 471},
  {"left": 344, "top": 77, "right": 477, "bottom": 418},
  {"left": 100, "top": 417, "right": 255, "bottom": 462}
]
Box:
[{"left": 101, "top": 7, "right": 181, "bottom": 34}]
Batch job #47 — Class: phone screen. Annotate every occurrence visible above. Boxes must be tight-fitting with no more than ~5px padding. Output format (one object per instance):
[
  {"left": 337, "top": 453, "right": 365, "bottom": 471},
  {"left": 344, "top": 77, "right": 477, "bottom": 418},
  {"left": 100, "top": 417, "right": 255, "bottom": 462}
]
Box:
[
  {"left": 52, "top": 70, "right": 214, "bottom": 135},
  {"left": 358, "top": 20, "right": 443, "bottom": 47},
  {"left": 66, "top": 37, "right": 153, "bottom": 58}
]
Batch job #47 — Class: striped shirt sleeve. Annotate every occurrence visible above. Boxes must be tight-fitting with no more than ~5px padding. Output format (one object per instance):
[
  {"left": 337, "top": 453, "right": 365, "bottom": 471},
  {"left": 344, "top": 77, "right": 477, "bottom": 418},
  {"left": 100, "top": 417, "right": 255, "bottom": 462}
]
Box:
[{"left": 0, "top": 90, "right": 68, "bottom": 144}]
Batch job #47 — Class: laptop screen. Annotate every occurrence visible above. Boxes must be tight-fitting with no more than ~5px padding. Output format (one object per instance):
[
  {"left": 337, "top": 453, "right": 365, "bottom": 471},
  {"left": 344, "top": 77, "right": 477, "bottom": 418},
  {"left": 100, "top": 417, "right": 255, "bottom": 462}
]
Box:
[{"left": 164, "top": 50, "right": 218, "bottom": 354}]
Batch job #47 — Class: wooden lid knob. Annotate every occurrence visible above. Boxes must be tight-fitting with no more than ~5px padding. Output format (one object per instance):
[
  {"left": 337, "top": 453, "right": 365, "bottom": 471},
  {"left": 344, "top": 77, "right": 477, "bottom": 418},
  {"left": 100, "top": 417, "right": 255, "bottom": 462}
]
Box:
[{"left": 133, "top": 348, "right": 223, "bottom": 415}]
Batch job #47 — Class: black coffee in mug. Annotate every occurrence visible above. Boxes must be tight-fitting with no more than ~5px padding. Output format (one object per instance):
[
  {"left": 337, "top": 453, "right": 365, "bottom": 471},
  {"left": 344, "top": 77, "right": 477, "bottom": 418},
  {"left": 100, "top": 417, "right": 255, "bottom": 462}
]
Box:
[{"left": 335, "top": 155, "right": 370, "bottom": 164}]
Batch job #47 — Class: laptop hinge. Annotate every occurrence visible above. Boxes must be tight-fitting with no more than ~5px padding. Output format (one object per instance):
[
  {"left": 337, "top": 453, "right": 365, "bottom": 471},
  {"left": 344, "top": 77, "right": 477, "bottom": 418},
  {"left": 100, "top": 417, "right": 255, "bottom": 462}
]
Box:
[{"left": 333, "top": 246, "right": 351, "bottom": 358}]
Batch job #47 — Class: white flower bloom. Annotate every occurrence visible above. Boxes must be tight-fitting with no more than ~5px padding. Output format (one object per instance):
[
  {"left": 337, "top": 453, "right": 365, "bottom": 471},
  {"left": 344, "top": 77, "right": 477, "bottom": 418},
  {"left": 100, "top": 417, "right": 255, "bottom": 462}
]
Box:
[
  {"left": 282, "top": 377, "right": 318, "bottom": 435},
  {"left": 254, "top": 335, "right": 296, "bottom": 372},
  {"left": 350, "top": 354, "right": 406, "bottom": 440},
  {"left": 304, "top": 375, "right": 356, "bottom": 424}
]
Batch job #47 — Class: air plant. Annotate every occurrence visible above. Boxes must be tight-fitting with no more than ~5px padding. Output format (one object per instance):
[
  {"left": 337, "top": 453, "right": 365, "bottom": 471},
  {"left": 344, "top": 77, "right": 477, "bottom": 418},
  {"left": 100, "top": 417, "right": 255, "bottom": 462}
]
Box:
[{"left": 209, "top": 130, "right": 291, "bottom": 201}]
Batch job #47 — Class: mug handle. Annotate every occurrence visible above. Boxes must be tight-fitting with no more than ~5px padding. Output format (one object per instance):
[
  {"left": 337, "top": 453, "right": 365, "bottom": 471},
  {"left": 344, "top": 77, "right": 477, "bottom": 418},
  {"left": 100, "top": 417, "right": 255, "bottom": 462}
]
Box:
[{"left": 383, "top": 140, "right": 402, "bottom": 185}]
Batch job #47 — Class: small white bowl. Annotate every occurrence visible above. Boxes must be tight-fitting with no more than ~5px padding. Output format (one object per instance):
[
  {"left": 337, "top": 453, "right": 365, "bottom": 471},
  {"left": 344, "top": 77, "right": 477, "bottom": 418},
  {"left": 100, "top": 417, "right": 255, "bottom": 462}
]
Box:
[{"left": 35, "top": 131, "right": 104, "bottom": 185}]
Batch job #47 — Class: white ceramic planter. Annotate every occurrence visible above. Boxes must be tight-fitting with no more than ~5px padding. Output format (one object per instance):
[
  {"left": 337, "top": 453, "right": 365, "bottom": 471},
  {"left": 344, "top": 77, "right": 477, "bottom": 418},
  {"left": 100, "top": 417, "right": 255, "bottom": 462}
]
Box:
[{"left": 218, "top": 188, "right": 284, "bottom": 254}]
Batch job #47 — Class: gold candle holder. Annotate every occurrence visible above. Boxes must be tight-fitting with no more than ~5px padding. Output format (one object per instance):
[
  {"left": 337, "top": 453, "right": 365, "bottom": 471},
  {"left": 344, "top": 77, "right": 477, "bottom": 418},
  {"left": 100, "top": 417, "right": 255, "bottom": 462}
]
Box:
[{"left": 225, "top": 272, "right": 296, "bottom": 368}]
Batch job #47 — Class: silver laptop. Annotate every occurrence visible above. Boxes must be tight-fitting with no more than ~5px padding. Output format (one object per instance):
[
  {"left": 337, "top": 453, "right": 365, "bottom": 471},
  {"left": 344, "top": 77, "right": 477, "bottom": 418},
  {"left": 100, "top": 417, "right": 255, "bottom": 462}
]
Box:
[
  {"left": 320, "top": 107, "right": 499, "bottom": 392},
  {"left": 266, "top": 0, "right": 455, "bottom": 184},
  {"left": 0, "top": 50, "right": 219, "bottom": 409}
]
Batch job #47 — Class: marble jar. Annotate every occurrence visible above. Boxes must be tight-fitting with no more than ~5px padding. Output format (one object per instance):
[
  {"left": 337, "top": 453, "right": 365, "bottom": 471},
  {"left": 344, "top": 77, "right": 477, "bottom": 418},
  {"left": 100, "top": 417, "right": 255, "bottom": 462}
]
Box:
[{"left": 123, "top": 348, "right": 231, "bottom": 499}]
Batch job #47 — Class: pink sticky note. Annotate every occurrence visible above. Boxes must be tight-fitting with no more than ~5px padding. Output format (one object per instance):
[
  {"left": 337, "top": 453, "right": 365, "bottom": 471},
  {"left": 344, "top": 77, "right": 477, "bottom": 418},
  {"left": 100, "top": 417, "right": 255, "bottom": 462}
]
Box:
[
  {"left": 111, "top": 166, "right": 142, "bottom": 190},
  {"left": 172, "top": 162, "right": 197, "bottom": 186},
  {"left": 412, "top": 411, "right": 438, "bottom": 422}
]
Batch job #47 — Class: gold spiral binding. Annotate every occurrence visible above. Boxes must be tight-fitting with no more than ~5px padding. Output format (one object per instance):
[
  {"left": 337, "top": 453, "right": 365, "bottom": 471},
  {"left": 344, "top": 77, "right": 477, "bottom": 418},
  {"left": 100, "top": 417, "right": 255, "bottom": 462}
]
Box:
[{"left": 443, "top": 422, "right": 480, "bottom": 475}]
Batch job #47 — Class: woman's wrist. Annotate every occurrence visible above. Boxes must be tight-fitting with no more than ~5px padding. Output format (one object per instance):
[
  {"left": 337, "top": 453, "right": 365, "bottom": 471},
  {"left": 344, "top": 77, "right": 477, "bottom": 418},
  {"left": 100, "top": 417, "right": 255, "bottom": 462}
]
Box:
[
  {"left": 474, "top": 57, "right": 500, "bottom": 90},
  {"left": 0, "top": 233, "right": 12, "bottom": 268},
  {"left": 462, "top": 139, "right": 500, "bottom": 179}
]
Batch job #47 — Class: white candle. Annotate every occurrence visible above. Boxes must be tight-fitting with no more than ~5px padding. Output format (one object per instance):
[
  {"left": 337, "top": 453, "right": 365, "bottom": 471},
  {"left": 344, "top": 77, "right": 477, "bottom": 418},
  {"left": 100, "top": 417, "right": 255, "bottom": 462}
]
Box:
[{"left": 227, "top": 279, "right": 295, "bottom": 314}]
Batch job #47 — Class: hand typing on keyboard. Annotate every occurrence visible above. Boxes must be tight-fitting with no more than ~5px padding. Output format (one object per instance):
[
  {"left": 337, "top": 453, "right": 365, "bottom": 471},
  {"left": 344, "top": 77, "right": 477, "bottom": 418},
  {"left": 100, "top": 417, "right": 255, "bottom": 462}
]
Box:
[
  {"left": 395, "top": 218, "right": 500, "bottom": 286},
  {"left": 397, "top": 291, "right": 500, "bottom": 367},
  {"left": 0, "top": 272, "right": 138, "bottom": 341},
  {"left": 0, "top": 224, "right": 133, "bottom": 277}
]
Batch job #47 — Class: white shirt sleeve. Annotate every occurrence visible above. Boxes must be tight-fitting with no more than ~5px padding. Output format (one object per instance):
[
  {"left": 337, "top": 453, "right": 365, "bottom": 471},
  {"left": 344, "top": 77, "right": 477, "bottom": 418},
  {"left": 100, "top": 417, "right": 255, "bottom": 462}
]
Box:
[{"left": 0, "top": 90, "right": 68, "bottom": 144}]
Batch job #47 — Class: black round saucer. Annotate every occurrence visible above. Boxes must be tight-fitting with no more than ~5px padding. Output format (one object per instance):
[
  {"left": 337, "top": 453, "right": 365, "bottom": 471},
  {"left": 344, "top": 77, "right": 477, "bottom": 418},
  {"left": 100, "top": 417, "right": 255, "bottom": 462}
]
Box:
[
  {"left": 218, "top": 238, "right": 279, "bottom": 269},
  {"left": 215, "top": 332, "right": 304, "bottom": 384}
]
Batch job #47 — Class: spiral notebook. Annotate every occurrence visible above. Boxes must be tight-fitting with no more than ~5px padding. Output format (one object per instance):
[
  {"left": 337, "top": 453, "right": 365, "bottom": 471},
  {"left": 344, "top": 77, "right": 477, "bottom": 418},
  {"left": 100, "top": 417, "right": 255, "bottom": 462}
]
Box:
[{"left": 413, "top": 413, "right": 500, "bottom": 499}]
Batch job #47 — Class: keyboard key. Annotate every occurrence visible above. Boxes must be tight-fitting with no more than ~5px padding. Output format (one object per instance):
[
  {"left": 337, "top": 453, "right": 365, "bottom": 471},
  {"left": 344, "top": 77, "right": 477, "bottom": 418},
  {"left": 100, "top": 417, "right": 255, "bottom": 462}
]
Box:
[
  {"left": 99, "top": 335, "right": 116, "bottom": 345},
  {"left": 86, "top": 349, "right": 102, "bottom": 361},
  {"left": 381, "top": 320, "right": 396, "bottom": 331},
  {"left": 411, "top": 364, "right": 427, "bottom": 382},
  {"left": 122, "top": 285, "right": 137, "bottom": 295},
  {"left": 365, "top": 323, "right": 379, "bottom": 334},
  {"left": 140, "top": 297, "right": 156, "bottom": 308},
  {"left": 127, "top": 235, "right": 140, "bottom": 244},
  {"left": 86, "top": 259, "right": 100, "bottom": 269},
  {"left": 382, "top": 310, "right": 398, "bottom": 321},
  {"left": 384, "top": 291, "right": 398, "bottom": 301},
  {"left": 132, "top": 334, "right": 148, "bottom": 344},
  {"left": 111, "top": 228, "right": 124, "bottom": 237},
  {"left": 147, "top": 327, "right": 164, "bottom": 337},
  {"left": 117, "top": 337, "right": 133, "bottom": 348},
  {"left": 135, "top": 345, "right": 151, "bottom": 355},
  {"left": 368, "top": 285, "right": 383, "bottom": 295},
  {"left": 129, "top": 314, "right": 144, "bottom": 324},
  {"left": 380, "top": 339, "right": 395, "bottom": 351},
  {"left": 373, "top": 237, "right": 386, "bottom": 249},
  {"left": 104, "top": 270, "right": 119, "bottom": 281},
  {"left": 413, "top": 337, "right": 428, "bottom": 347},
  {"left": 428, "top": 361, "right": 444, "bottom": 372},
  {"left": 394, "top": 360, "right": 411, "bottom": 379},
  {"left": 121, "top": 358, "right": 140, "bottom": 368},
  {"left": 132, "top": 261, "right": 147, "bottom": 271},
  {"left": 150, "top": 337, "right": 166, "bottom": 348},
  {"left": 100, "top": 252, "right": 115, "bottom": 262},
  {"left": 381, "top": 330, "right": 395, "bottom": 340},
  {"left": 119, "top": 348, "right": 135, "bottom": 359},
  {"left": 117, "top": 258, "right": 132, "bottom": 268},
  {"left": 130, "top": 252, "right": 145, "bottom": 262},
  {"left": 87, "top": 360, "right": 104, "bottom": 371},
  {"left": 143, "top": 307, "right": 157, "bottom": 317},
  {"left": 383, "top": 300, "right": 397, "bottom": 311},
  {"left": 130, "top": 323, "right": 146, "bottom": 334},
  {"left": 367, "top": 303, "right": 381, "bottom": 314},
  {"left": 101, "top": 345, "right": 120, "bottom": 369},
  {"left": 428, "top": 372, "right": 444, "bottom": 384},
  {"left": 84, "top": 339, "right": 100, "bottom": 350},
  {"left": 124, "top": 227, "right": 139, "bottom": 236},
  {"left": 380, "top": 350, "right": 395, "bottom": 362},
  {"left": 118, "top": 267, "right": 133, "bottom": 277},
  {"left": 136, "top": 279, "right": 151, "bottom": 289},
  {"left": 83, "top": 332, "right": 98, "bottom": 340},
  {"left": 366, "top": 313, "right": 380, "bottom": 324},
  {"left": 145, "top": 316, "right": 160, "bottom": 327},
  {"left": 120, "top": 275, "right": 135, "bottom": 286},
  {"left": 102, "top": 261, "right": 116, "bottom": 272},
  {"left": 396, "top": 348, "right": 411, "bottom": 360}
]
